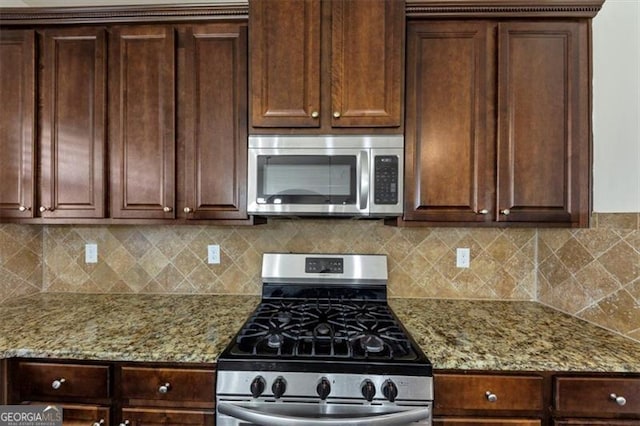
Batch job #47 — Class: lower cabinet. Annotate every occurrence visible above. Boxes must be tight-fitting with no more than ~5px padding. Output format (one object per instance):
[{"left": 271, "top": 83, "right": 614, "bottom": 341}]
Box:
[
  {"left": 7, "top": 360, "right": 216, "bottom": 426},
  {"left": 434, "top": 373, "right": 545, "bottom": 425},
  {"left": 29, "top": 404, "right": 110, "bottom": 426},
  {"left": 120, "top": 408, "right": 214, "bottom": 425},
  {"left": 553, "top": 375, "right": 640, "bottom": 425},
  {"left": 120, "top": 366, "right": 216, "bottom": 425}
]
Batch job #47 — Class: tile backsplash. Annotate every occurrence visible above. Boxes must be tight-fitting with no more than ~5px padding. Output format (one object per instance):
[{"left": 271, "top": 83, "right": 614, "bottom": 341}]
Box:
[
  {"left": 0, "top": 214, "right": 638, "bottom": 342},
  {"left": 0, "top": 224, "right": 42, "bottom": 304}
]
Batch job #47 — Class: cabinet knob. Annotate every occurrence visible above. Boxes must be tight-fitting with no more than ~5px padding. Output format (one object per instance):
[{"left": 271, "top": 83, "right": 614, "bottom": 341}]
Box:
[
  {"left": 333, "top": 111, "right": 341, "bottom": 118},
  {"left": 610, "top": 393, "right": 627, "bottom": 406},
  {"left": 500, "top": 209, "right": 510, "bottom": 216},
  {"left": 18, "top": 206, "right": 31, "bottom": 212},
  {"left": 183, "top": 207, "right": 192, "bottom": 213},
  {"left": 93, "top": 420, "right": 105, "bottom": 426},
  {"left": 478, "top": 209, "right": 489, "bottom": 215},
  {"left": 119, "top": 421, "right": 130, "bottom": 426},
  {"left": 51, "top": 378, "right": 66, "bottom": 389},
  {"left": 311, "top": 111, "right": 319, "bottom": 118},
  {"left": 39, "top": 206, "right": 53, "bottom": 213},
  {"left": 158, "top": 382, "right": 171, "bottom": 394},
  {"left": 485, "top": 391, "right": 498, "bottom": 402},
  {"left": 163, "top": 206, "right": 172, "bottom": 213}
]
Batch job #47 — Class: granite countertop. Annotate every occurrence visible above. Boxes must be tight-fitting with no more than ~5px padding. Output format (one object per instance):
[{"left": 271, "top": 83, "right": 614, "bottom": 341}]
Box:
[{"left": 1, "top": 293, "right": 639, "bottom": 372}]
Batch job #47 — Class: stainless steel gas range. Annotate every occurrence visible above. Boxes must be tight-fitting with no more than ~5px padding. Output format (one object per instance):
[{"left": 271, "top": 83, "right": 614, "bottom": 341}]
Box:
[{"left": 216, "top": 253, "right": 433, "bottom": 426}]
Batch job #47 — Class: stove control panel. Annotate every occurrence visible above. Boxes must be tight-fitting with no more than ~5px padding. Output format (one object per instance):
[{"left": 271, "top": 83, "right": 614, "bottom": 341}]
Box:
[
  {"left": 305, "top": 257, "right": 344, "bottom": 274},
  {"left": 218, "top": 371, "right": 433, "bottom": 403}
]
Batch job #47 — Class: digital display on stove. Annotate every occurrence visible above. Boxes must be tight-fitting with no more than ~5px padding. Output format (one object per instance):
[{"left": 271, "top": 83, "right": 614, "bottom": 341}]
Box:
[{"left": 305, "top": 257, "right": 344, "bottom": 274}]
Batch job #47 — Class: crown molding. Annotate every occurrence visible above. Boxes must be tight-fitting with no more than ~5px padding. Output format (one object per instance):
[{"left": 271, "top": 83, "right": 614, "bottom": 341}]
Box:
[
  {"left": 0, "top": 3, "right": 248, "bottom": 25},
  {"left": 406, "top": 0, "right": 605, "bottom": 18}
]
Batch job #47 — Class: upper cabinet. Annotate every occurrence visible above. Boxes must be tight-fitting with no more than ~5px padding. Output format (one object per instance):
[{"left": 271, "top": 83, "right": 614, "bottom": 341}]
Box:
[
  {"left": 40, "top": 27, "right": 107, "bottom": 219},
  {"left": 404, "top": 20, "right": 590, "bottom": 227},
  {"left": 109, "top": 25, "right": 176, "bottom": 220},
  {"left": 249, "top": 0, "right": 404, "bottom": 133},
  {"left": 179, "top": 23, "right": 249, "bottom": 220},
  {"left": 0, "top": 30, "right": 36, "bottom": 219}
]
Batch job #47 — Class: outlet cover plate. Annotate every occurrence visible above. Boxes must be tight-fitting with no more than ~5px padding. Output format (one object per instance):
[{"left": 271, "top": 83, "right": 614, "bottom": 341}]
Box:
[{"left": 208, "top": 244, "right": 220, "bottom": 264}]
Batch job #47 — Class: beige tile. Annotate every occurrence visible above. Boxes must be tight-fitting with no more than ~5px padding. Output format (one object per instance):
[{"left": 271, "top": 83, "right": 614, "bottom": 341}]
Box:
[
  {"left": 549, "top": 277, "right": 590, "bottom": 314},
  {"left": 417, "top": 235, "right": 449, "bottom": 264},
  {"left": 575, "top": 262, "right": 621, "bottom": 302},
  {"left": 556, "top": 237, "right": 594, "bottom": 274},
  {"left": 4, "top": 248, "right": 41, "bottom": 279},
  {"left": 139, "top": 247, "right": 170, "bottom": 278},
  {"left": 538, "top": 229, "right": 573, "bottom": 251},
  {"left": 597, "top": 213, "right": 638, "bottom": 231},
  {"left": 597, "top": 241, "right": 640, "bottom": 285},
  {"left": 580, "top": 289, "right": 640, "bottom": 333},
  {"left": 538, "top": 254, "right": 572, "bottom": 285},
  {"left": 105, "top": 246, "right": 136, "bottom": 277},
  {"left": 486, "top": 235, "right": 518, "bottom": 263},
  {"left": 122, "top": 265, "right": 152, "bottom": 293},
  {"left": 172, "top": 248, "right": 203, "bottom": 276},
  {"left": 124, "top": 230, "right": 153, "bottom": 259},
  {"left": 574, "top": 229, "right": 624, "bottom": 258}
]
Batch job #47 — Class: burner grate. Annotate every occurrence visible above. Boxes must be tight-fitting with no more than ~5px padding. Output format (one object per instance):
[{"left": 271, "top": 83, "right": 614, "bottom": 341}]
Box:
[{"left": 230, "top": 298, "right": 418, "bottom": 361}]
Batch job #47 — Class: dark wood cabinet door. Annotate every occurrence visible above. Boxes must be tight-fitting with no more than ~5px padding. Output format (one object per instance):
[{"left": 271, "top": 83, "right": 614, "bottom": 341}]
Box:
[
  {"left": 404, "top": 21, "right": 494, "bottom": 222},
  {"left": 180, "top": 23, "right": 248, "bottom": 220},
  {"left": 0, "top": 30, "right": 36, "bottom": 219},
  {"left": 330, "top": 0, "right": 404, "bottom": 128},
  {"left": 496, "top": 21, "right": 589, "bottom": 226},
  {"left": 121, "top": 408, "right": 214, "bottom": 426},
  {"left": 109, "top": 25, "right": 175, "bottom": 219},
  {"left": 40, "top": 27, "right": 107, "bottom": 219},
  {"left": 249, "top": 0, "right": 321, "bottom": 128}
]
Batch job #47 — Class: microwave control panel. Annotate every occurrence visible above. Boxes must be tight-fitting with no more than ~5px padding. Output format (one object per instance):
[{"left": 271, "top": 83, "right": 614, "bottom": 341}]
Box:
[{"left": 374, "top": 156, "right": 399, "bottom": 205}]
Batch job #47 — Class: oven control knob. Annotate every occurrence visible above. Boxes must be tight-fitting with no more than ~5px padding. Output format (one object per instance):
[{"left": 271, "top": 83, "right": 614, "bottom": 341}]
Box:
[
  {"left": 382, "top": 380, "right": 398, "bottom": 402},
  {"left": 250, "top": 376, "right": 266, "bottom": 398},
  {"left": 272, "top": 377, "right": 287, "bottom": 399},
  {"left": 317, "top": 377, "right": 331, "bottom": 400},
  {"left": 361, "top": 379, "right": 376, "bottom": 402}
]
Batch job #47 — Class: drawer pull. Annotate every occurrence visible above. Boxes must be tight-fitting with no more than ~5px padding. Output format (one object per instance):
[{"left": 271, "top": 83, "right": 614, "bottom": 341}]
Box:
[
  {"left": 158, "top": 382, "right": 171, "bottom": 394},
  {"left": 610, "top": 393, "right": 627, "bottom": 406},
  {"left": 93, "top": 420, "right": 105, "bottom": 426},
  {"left": 51, "top": 378, "right": 66, "bottom": 389},
  {"left": 485, "top": 391, "right": 498, "bottom": 402}
]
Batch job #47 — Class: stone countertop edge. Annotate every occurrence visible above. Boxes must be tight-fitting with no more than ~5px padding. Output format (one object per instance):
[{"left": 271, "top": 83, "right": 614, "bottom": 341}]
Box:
[{"left": 0, "top": 293, "right": 639, "bottom": 372}]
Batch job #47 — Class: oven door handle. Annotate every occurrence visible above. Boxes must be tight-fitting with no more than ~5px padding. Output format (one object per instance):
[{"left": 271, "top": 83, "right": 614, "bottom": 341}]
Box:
[{"left": 217, "top": 402, "right": 430, "bottom": 426}]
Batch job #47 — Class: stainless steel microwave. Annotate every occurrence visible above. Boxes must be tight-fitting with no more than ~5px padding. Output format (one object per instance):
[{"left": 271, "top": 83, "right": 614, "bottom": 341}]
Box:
[{"left": 248, "top": 135, "right": 404, "bottom": 217}]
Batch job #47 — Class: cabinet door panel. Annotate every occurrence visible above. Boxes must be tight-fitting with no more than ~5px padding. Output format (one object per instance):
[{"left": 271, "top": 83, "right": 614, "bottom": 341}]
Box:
[
  {"left": 109, "top": 26, "right": 175, "bottom": 219},
  {"left": 122, "top": 408, "right": 214, "bottom": 426},
  {"left": 0, "top": 30, "right": 35, "bottom": 219},
  {"left": 405, "top": 22, "right": 494, "bottom": 222},
  {"left": 497, "top": 22, "right": 589, "bottom": 225},
  {"left": 331, "top": 0, "right": 404, "bottom": 127},
  {"left": 250, "top": 0, "right": 321, "bottom": 127},
  {"left": 181, "top": 24, "right": 248, "bottom": 220},
  {"left": 40, "top": 27, "right": 106, "bottom": 218}
]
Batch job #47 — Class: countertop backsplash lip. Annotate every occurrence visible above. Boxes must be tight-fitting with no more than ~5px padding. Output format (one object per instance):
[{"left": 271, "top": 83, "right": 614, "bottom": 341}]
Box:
[{"left": 1, "top": 293, "right": 639, "bottom": 372}]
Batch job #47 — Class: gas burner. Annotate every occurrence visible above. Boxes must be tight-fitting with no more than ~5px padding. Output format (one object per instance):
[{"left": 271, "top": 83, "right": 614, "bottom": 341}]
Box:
[
  {"left": 360, "top": 334, "right": 385, "bottom": 353},
  {"left": 314, "top": 322, "right": 332, "bottom": 336},
  {"left": 266, "top": 333, "right": 283, "bottom": 349}
]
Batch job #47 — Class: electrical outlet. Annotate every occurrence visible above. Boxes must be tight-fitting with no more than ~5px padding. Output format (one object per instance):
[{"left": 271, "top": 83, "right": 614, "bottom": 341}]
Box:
[
  {"left": 85, "top": 243, "right": 98, "bottom": 264},
  {"left": 208, "top": 244, "right": 220, "bottom": 264},
  {"left": 456, "top": 248, "right": 470, "bottom": 268}
]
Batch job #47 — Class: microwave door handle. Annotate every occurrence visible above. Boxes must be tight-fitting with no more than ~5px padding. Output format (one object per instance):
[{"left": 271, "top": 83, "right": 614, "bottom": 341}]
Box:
[
  {"left": 359, "top": 151, "right": 369, "bottom": 211},
  {"left": 218, "top": 403, "right": 430, "bottom": 426}
]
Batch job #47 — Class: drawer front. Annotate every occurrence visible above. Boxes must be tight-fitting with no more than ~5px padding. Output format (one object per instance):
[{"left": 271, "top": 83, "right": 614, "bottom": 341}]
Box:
[
  {"left": 434, "top": 419, "right": 541, "bottom": 426},
  {"left": 122, "top": 408, "right": 215, "bottom": 425},
  {"left": 555, "top": 377, "right": 640, "bottom": 415},
  {"left": 121, "top": 367, "right": 215, "bottom": 404},
  {"left": 20, "top": 362, "right": 110, "bottom": 400},
  {"left": 29, "top": 403, "right": 109, "bottom": 426},
  {"left": 435, "top": 374, "right": 543, "bottom": 411}
]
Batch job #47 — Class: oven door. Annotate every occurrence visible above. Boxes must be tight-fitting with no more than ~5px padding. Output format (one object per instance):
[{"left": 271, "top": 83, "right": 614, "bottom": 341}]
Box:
[
  {"left": 248, "top": 147, "right": 369, "bottom": 216},
  {"left": 217, "top": 400, "right": 431, "bottom": 426}
]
